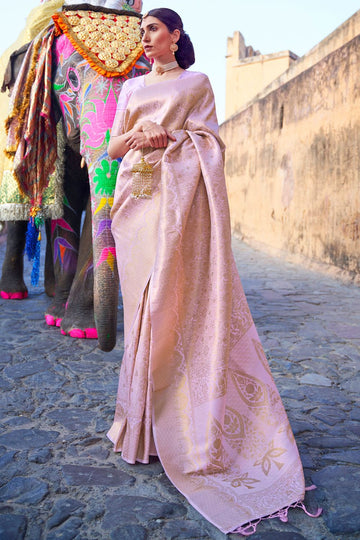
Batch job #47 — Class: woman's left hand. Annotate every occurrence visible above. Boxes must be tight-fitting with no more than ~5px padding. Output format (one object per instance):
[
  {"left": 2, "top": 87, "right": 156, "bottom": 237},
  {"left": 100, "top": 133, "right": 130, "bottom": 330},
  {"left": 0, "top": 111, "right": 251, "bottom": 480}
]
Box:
[{"left": 142, "top": 123, "right": 176, "bottom": 148}]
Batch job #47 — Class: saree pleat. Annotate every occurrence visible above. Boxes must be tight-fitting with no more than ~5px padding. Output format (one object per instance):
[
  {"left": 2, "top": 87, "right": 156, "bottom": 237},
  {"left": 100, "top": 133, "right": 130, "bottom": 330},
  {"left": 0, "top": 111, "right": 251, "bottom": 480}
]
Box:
[
  {"left": 107, "top": 283, "right": 156, "bottom": 463},
  {"left": 108, "top": 71, "right": 305, "bottom": 533}
]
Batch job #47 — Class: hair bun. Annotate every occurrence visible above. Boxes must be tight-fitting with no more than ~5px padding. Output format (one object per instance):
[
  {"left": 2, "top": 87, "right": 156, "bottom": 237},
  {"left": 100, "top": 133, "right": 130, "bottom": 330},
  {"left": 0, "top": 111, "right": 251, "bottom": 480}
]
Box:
[{"left": 146, "top": 8, "right": 195, "bottom": 69}]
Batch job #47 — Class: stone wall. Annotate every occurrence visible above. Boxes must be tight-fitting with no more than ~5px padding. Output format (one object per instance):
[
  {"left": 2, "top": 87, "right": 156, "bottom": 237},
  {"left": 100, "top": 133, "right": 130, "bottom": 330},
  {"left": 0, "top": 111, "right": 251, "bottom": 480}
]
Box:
[
  {"left": 236, "top": 10, "right": 360, "bottom": 116},
  {"left": 225, "top": 31, "right": 297, "bottom": 118},
  {"left": 220, "top": 32, "right": 360, "bottom": 276}
]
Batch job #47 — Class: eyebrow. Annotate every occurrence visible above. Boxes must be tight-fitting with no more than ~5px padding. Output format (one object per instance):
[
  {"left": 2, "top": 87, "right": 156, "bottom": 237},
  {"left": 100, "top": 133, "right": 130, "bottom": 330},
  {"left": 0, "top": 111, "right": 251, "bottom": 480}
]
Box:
[{"left": 140, "top": 22, "right": 159, "bottom": 31}]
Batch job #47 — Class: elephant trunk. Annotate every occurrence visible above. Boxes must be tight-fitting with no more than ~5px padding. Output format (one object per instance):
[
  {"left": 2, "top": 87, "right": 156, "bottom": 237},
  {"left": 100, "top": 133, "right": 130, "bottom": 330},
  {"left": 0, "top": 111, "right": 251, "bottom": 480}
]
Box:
[
  {"left": 92, "top": 214, "right": 119, "bottom": 352},
  {"left": 94, "top": 263, "right": 119, "bottom": 352}
]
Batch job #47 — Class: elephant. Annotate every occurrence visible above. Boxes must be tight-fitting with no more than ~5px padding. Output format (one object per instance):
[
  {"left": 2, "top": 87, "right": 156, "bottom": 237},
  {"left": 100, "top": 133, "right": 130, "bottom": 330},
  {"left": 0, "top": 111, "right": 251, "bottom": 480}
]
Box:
[
  {"left": 2, "top": 0, "right": 149, "bottom": 351},
  {"left": 0, "top": 33, "right": 98, "bottom": 339}
]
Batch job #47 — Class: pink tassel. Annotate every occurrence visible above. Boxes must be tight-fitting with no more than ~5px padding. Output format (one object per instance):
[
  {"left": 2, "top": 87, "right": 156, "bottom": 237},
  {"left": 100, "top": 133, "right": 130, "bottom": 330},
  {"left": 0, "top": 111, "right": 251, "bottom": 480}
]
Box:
[
  {"left": 294, "top": 500, "right": 323, "bottom": 518},
  {"left": 231, "top": 486, "right": 322, "bottom": 536},
  {"left": 233, "top": 521, "right": 260, "bottom": 536}
]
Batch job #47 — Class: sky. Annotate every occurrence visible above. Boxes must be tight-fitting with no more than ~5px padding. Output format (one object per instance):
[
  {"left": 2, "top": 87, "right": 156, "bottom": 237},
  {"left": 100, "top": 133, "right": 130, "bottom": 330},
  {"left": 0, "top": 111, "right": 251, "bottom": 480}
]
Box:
[{"left": 1, "top": 1, "right": 359, "bottom": 123}]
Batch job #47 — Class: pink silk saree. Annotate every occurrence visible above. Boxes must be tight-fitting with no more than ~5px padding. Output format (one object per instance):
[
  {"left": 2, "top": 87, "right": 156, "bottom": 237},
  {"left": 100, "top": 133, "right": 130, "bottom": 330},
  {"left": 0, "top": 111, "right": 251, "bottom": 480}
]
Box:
[{"left": 108, "top": 71, "right": 308, "bottom": 534}]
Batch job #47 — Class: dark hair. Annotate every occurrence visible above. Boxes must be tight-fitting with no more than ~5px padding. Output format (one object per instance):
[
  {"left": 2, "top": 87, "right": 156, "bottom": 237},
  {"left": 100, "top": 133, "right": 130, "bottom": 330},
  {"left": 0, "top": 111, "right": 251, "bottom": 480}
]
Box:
[{"left": 144, "top": 8, "right": 195, "bottom": 69}]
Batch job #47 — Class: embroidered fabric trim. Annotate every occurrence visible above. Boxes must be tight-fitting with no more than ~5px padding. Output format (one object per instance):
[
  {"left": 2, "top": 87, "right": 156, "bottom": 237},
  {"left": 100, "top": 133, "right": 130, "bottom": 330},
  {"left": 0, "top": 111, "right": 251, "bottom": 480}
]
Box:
[{"left": 52, "top": 9, "right": 144, "bottom": 77}]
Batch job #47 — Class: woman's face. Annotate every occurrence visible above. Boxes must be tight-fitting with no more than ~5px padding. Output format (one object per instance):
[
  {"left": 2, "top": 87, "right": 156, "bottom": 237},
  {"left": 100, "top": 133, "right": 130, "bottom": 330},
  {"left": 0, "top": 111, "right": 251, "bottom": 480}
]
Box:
[{"left": 140, "top": 16, "right": 179, "bottom": 61}]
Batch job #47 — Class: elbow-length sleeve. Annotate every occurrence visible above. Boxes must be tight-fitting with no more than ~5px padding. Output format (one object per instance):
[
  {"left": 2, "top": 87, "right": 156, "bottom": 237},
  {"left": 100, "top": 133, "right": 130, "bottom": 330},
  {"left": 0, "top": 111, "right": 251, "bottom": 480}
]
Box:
[{"left": 111, "top": 80, "right": 132, "bottom": 137}]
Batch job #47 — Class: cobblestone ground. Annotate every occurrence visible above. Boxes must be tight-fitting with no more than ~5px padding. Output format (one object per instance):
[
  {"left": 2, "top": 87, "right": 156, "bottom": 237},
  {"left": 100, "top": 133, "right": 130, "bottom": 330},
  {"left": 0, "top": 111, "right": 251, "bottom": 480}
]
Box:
[{"left": 0, "top": 230, "right": 359, "bottom": 540}]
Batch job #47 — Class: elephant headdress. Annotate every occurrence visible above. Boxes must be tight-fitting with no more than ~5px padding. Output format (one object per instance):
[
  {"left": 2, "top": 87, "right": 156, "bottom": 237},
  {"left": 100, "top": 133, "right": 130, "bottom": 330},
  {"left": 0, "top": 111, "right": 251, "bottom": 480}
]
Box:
[{"left": 53, "top": 1, "right": 144, "bottom": 77}]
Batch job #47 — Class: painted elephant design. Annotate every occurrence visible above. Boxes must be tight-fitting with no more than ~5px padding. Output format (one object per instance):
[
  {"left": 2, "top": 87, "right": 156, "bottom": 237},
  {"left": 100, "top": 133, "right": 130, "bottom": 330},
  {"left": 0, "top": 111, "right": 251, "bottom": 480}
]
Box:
[{"left": 2, "top": 1, "right": 149, "bottom": 351}]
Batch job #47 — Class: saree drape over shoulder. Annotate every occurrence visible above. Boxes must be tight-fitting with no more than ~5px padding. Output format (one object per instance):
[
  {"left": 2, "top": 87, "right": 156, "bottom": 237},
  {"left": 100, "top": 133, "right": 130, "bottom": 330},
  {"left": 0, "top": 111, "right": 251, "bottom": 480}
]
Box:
[{"left": 108, "top": 71, "right": 307, "bottom": 534}]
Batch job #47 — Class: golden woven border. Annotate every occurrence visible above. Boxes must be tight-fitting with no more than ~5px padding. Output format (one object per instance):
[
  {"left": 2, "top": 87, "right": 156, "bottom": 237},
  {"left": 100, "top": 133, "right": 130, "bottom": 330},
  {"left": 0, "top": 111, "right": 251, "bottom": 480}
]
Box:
[{"left": 52, "top": 10, "right": 144, "bottom": 78}]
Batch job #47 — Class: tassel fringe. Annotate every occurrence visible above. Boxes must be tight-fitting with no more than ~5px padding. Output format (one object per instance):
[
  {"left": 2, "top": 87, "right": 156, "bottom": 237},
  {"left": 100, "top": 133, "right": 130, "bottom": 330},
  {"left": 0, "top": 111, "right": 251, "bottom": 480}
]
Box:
[
  {"left": 30, "top": 231, "right": 41, "bottom": 286},
  {"left": 231, "top": 486, "right": 322, "bottom": 536},
  {"left": 25, "top": 207, "right": 44, "bottom": 287}
]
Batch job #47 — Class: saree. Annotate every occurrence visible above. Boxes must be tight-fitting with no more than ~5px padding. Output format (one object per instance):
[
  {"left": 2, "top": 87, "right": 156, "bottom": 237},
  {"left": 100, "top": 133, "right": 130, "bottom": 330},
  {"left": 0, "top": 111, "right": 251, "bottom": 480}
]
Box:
[{"left": 108, "top": 71, "right": 310, "bottom": 534}]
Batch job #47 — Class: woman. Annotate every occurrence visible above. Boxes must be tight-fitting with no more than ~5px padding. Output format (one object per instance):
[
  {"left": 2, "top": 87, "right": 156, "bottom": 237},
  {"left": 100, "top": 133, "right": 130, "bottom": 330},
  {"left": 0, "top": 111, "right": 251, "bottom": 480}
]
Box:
[{"left": 107, "top": 8, "right": 320, "bottom": 536}]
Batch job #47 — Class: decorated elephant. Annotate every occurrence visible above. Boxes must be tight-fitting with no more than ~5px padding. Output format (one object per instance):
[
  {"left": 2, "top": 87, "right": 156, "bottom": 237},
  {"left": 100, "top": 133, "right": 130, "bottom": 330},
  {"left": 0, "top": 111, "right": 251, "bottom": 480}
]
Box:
[
  {"left": 0, "top": 41, "right": 93, "bottom": 330},
  {"left": 2, "top": 0, "right": 149, "bottom": 351},
  {"left": 0, "top": 1, "right": 96, "bottom": 334}
]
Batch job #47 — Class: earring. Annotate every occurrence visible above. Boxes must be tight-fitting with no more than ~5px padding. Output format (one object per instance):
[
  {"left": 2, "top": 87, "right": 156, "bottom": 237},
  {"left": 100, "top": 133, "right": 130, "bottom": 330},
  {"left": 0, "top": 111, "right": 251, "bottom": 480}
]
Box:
[{"left": 170, "top": 43, "right": 178, "bottom": 55}]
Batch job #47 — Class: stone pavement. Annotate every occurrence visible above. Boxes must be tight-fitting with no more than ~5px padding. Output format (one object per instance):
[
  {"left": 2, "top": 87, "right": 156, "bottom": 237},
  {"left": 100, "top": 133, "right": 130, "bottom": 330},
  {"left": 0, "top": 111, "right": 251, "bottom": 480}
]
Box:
[{"left": 0, "top": 229, "right": 359, "bottom": 540}]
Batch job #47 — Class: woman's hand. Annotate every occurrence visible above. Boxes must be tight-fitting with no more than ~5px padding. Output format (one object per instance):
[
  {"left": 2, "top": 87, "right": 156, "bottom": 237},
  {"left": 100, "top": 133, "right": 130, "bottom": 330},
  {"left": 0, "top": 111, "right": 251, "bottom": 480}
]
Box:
[
  {"left": 124, "top": 131, "right": 147, "bottom": 151},
  {"left": 123, "top": 123, "right": 176, "bottom": 151},
  {"left": 142, "top": 123, "right": 176, "bottom": 149},
  {"left": 108, "top": 121, "right": 176, "bottom": 159},
  {"left": 134, "top": 121, "right": 176, "bottom": 149}
]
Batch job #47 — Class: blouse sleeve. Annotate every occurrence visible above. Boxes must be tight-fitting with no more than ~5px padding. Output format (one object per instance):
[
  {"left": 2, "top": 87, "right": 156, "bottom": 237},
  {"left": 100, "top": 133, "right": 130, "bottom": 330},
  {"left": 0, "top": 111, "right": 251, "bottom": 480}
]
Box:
[{"left": 110, "top": 80, "right": 132, "bottom": 137}]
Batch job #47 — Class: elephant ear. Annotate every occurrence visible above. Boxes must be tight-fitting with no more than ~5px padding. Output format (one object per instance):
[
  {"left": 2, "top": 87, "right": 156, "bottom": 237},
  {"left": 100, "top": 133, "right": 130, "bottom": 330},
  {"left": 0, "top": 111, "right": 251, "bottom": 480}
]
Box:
[{"left": 53, "top": 9, "right": 144, "bottom": 77}]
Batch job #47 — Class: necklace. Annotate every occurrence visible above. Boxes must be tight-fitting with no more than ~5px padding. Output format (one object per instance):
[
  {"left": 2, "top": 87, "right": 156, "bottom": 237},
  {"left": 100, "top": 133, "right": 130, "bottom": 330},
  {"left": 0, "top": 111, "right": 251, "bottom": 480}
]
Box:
[{"left": 154, "top": 60, "right": 179, "bottom": 75}]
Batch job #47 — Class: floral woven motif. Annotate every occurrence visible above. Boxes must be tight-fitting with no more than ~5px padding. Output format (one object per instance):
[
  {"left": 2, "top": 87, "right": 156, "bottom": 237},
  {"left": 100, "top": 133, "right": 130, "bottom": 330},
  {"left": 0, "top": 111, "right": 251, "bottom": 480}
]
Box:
[{"left": 52, "top": 10, "right": 144, "bottom": 77}]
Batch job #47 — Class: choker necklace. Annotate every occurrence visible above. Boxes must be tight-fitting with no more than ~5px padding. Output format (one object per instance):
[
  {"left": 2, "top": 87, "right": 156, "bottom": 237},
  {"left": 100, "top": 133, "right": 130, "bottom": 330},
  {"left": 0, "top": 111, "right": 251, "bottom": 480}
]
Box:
[{"left": 154, "top": 61, "right": 179, "bottom": 75}]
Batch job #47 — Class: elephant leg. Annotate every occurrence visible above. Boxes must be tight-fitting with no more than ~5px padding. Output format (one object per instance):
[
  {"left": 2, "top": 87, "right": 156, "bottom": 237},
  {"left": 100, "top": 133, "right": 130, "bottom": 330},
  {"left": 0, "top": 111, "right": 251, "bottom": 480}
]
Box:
[
  {"left": 44, "top": 219, "right": 55, "bottom": 297},
  {"left": 92, "top": 209, "right": 119, "bottom": 352},
  {"left": 45, "top": 145, "right": 88, "bottom": 327},
  {"left": 59, "top": 196, "right": 97, "bottom": 338},
  {"left": 0, "top": 221, "right": 28, "bottom": 299}
]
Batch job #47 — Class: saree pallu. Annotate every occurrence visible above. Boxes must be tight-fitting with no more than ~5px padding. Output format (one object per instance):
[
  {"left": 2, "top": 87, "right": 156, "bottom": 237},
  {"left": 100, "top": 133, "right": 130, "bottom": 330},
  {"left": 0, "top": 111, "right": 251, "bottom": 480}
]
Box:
[{"left": 108, "top": 71, "right": 306, "bottom": 534}]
